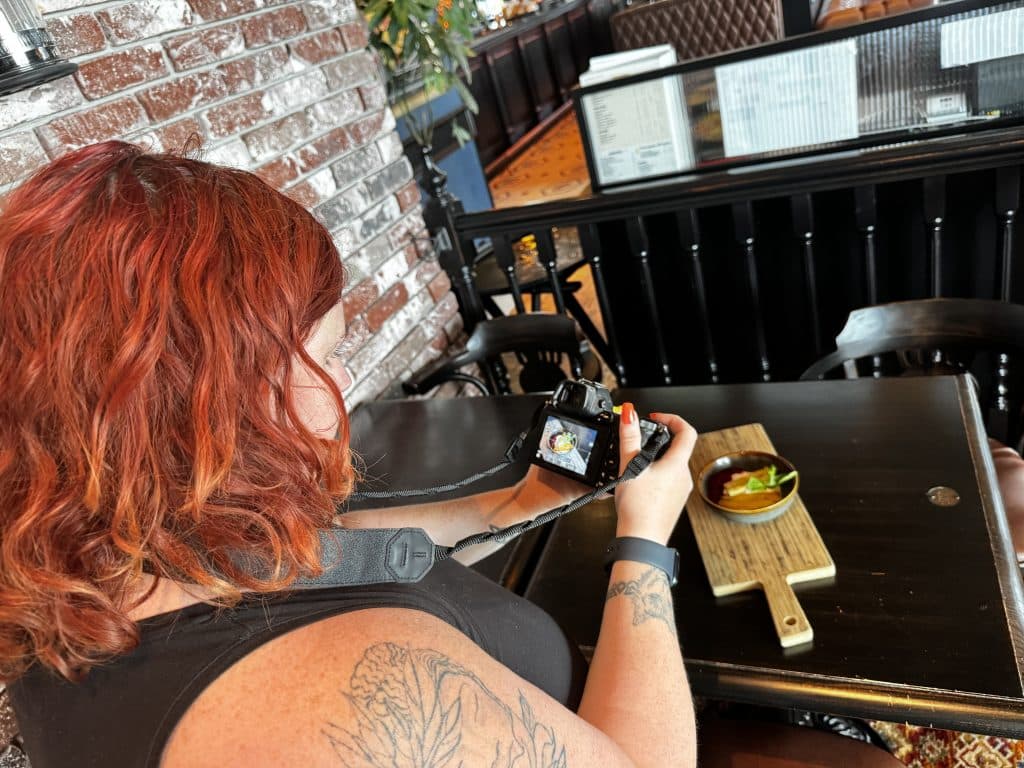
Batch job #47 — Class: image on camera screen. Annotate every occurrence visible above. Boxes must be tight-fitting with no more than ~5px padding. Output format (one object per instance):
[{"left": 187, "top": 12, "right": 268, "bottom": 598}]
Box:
[{"left": 539, "top": 415, "right": 599, "bottom": 477}]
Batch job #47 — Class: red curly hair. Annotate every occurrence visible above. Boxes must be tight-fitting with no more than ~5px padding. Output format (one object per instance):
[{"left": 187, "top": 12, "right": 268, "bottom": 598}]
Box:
[{"left": 0, "top": 142, "right": 353, "bottom": 682}]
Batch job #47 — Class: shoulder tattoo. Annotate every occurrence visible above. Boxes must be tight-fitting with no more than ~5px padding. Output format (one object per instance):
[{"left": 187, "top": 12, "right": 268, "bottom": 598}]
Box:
[{"left": 324, "top": 642, "right": 568, "bottom": 767}]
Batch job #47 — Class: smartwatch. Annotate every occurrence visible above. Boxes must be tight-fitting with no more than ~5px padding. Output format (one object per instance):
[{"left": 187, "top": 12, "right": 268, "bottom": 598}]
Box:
[{"left": 603, "top": 536, "right": 680, "bottom": 587}]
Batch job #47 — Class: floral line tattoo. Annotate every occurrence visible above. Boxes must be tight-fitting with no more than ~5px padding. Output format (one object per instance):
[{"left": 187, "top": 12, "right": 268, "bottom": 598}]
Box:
[
  {"left": 606, "top": 566, "right": 676, "bottom": 634},
  {"left": 324, "top": 641, "right": 568, "bottom": 767}
]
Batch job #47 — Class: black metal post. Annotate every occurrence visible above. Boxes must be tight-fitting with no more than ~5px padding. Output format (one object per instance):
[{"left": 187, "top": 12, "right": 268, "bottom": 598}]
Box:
[
  {"left": 855, "top": 185, "right": 883, "bottom": 376},
  {"left": 676, "top": 210, "right": 718, "bottom": 383},
  {"left": 493, "top": 234, "right": 527, "bottom": 314},
  {"left": 625, "top": 217, "right": 672, "bottom": 384},
  {"left": 996, "top": 166, "right": 1020, "bottom": 303},
  {"left": 733, "top": 202, "right": 771, "bottom": 382},
  {"left": 923, "top": 175, "right": 947, "bottom": 298},
  {"left": 791, "top": 194, "right": 823, "bottom": 357},
  {"left": 993, "top": 166, "right": 1021, "bottom": 444},
  {"left": 579, "top": 223, "right": 627, "bottom": 384},
  {"left": 535, "top": 228, "right": 567, "bottom": 314}
]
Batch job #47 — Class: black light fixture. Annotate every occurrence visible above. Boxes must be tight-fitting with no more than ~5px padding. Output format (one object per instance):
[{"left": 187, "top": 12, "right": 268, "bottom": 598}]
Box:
[{"left": 0, "top": 0, "right": 76, "bottom": 97}]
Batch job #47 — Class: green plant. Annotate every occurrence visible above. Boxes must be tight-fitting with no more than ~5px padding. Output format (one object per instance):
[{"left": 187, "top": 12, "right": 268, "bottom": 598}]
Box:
[{"left": 358, "top": 0, "right": 480, "bottom": 148}]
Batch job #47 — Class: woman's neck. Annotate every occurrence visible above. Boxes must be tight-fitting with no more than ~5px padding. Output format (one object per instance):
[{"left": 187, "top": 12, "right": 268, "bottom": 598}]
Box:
[{"left": 126, "top": 574, "right": 221, "bottom": 621}]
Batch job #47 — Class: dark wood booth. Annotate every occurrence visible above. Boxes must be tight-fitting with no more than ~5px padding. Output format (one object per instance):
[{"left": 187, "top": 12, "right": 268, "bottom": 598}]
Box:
[{"left": 469, "top": 0, "right": 617, "bottom": 170}]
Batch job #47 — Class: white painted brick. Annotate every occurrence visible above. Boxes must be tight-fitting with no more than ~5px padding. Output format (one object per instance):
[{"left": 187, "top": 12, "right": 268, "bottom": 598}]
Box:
[
  {"left": 331, "top": 145, "right": 383, "bottom": 188},
  {"left": 374, "top": 250, "right": 409, "bottom": 293},
  {"left": 334, "top": 228, "right": 357, "bottom": 260},
  {"left": 349, "top": 324, "right": 429, "bottom": 402},
  {"left": 348, "top": 289, "right": 432, "bottom": 384},
  {"left": 261, "top": 70, "right": 328, "bottom": 115},
  {"left": 376, "top": 132, "right": 403, "bottom": 164},
  {"left": 444, "top": 312, "right": 464, "bottom": 342},
  {"left": 127, "top": 129, "right": 162, "bottom": 152},
  {"left": 204, "top": 138, "right": 251, "bottom": 168},
  {"left": 356, "top": 195, "right": 401, "bottom": 243},
  {"left": 0, "top": 78, "right": 82, "bottom": 133},
  {"left": 406, "top": 345, "right": 443, "bottom": 380},
  {"left": 347, "top": 328, "right": 394, "bottom": 380},
  {"left": 0, "top": 132, "right": 47, "bottom": 186},
  {"left": 402, "top": 262, "right": 432, "bottom": 302},
  {"left": 380, "top": 290, "right": 431, "bottom": 345},
  {"left": 307, "top": 167, "right": 337, "bottom": 199},
  {"left": 417, "top": 294, "right": 458, "bottom": 339},
  {"left": 304, "top": 0, "right": 359, "bottom": 27},
  {"left": 343, "top": 233, "right": 392, "bottom": 281},
  {"left": 345, "top": 366, "right": 391, "bottom": 408},
  {"left": 99, "top": 0, "right": 193, "bottom": 44},
  {"left": 307, "top": 89, "right": 362, "bottom": 131},
  {"left": 39, "top": 0, "right": 99, "bottom": 11}
]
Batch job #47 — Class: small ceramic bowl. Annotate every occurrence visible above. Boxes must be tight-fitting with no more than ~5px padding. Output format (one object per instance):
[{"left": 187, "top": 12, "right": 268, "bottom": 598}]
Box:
[{"left": 697, "top": 450, "right": 799, "bottom": 524}]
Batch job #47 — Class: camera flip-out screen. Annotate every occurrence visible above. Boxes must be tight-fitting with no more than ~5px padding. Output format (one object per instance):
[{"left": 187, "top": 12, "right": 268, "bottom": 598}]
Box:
[{"left": 538, "top": 414, "right": 600, "bottom": 478}]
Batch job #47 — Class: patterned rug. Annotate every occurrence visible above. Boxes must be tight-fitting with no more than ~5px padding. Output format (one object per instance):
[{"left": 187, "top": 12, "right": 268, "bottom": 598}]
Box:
[
  {"left": 871, "top": 721, "right": 1024, "bottom": 768},
  {"left": 488, "top": 110, "right": 590, "bottom": 208}
]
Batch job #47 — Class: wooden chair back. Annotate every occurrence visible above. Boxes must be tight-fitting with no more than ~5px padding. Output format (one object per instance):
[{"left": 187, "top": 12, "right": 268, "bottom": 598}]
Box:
[{"left": 801, "top": 298, "right": 1024, "bottom": 444}]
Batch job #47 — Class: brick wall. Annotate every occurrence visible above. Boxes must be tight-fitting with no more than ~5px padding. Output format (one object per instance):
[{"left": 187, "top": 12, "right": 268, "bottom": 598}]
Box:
[{"left": 0, "top": 0, "right": 461, "bottom": 407}]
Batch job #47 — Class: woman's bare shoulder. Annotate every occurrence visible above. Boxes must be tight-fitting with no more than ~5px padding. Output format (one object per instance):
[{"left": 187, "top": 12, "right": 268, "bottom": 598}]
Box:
[{"left": 160, "top": 606, "right": 628, "bottom": 768}]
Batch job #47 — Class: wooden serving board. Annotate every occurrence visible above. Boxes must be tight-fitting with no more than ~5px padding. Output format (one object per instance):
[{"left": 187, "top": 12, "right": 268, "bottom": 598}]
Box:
[{"left": 686, "top": 424, "right": 835, "bottom": 648}]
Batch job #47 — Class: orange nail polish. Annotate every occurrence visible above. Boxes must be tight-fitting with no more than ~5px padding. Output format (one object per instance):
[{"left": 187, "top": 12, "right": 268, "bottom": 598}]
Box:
[{"left": 622, "top": 402, "right": 636, "bottom": 425}]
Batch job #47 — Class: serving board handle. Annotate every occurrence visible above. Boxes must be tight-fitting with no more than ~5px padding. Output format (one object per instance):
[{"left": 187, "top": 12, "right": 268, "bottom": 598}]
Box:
[{"left": 761, "top": 574, "right": 813, "bottom": 648}]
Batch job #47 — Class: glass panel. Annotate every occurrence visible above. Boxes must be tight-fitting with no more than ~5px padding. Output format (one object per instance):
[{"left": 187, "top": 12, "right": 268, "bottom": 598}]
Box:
[
  {"left": 1, "top": 0, "right": 46, "bottom": 31},
  {"left": 577, "top": 0, "right": 1024, "bottom": 188}
]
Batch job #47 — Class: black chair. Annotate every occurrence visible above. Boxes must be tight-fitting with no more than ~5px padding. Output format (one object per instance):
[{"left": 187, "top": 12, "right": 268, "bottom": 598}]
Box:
[
  {"left": 800, "top": 298, "right": 1024, "bottom": 446},
  {"left": 403, "top": 313, "right": 601, "bottom": 396},
  {"left": 407, "top": 221, "right": 605, "bottom": 397},
  {"left": 472, "top": 249, "right": 589, "bottom": 319}
]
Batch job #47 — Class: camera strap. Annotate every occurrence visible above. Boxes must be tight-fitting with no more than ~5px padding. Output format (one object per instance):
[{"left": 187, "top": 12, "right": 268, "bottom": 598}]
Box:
[
  {"left": 282, "top": 428, "right": 670, "bottom": 590},
  {"left": 345, "top": 431, "right": 530, "bottom": 503}
]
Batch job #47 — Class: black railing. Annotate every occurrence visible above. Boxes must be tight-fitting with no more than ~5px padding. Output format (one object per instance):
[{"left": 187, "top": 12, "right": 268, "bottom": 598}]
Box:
[{"left": 447, "top": 126, "right": 1024, "bottom": 402}]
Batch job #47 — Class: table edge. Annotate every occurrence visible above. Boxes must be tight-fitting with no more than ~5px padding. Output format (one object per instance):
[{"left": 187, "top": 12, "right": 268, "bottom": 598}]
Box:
[
  {"left": 687, "top": 658, "right": 1024, "bottom": 738},
  {"left": 956, "top": 374, "right": 1024, "bottom": 694}
]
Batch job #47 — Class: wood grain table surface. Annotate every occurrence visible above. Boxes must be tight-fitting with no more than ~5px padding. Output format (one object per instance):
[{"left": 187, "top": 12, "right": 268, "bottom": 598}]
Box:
[{"left": 347, "top": 376, "right": 1024, "bottom": 737}]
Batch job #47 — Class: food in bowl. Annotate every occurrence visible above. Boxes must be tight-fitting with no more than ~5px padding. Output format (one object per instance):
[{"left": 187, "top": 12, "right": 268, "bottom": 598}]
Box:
[
  {"left": 711, "top": 464, "right": 798, "bottom": 511},
  {"left": 697, "top": 451, "right": 800, "bottom": 523},
  {"left": 548, "top": 430, "right": 578, "bottom": 454}
]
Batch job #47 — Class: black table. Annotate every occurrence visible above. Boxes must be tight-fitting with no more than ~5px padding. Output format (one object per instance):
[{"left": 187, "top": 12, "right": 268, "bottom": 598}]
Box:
[
  {"left": 348, "top": 376, "right": 1024, "bottom": 737},
  {"left": 347, "top": 394, "right": 549, "bottom": 587}
]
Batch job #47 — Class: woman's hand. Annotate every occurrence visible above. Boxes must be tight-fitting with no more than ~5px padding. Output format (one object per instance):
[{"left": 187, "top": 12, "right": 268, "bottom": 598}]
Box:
[{"left": 614, "top": 403, "right": 698, "bottom": 545}]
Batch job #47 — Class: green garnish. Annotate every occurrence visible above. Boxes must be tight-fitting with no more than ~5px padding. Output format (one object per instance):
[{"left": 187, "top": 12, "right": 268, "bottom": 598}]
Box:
[{"left": 744, "top": 465, "right": 797, "bottom": 493}]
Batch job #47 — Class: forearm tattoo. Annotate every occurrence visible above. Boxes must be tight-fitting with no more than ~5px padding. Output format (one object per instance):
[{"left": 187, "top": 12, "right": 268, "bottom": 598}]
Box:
[
  {"left": 606, "top": 566, "right": 676, "bottom": 634},
  {"left": 324, "top": 642, "right": 568, "bottom": 767}
]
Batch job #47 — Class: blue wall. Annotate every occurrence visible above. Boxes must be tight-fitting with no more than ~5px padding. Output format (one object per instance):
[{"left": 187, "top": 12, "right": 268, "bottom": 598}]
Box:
[{"left": 396, "top": 87, "right": 494, "bottom": 215}]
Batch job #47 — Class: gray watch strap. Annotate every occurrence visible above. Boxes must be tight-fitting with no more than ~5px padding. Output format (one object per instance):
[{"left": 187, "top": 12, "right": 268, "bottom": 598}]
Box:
[{"left": 604, "top": 536, "right": 680, "bottom": 586}]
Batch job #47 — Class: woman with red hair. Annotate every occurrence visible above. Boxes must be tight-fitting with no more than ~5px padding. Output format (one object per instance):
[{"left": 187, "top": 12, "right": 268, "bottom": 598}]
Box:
[{"left": 0, "top": 142, "right": 702, "bottom": 767}]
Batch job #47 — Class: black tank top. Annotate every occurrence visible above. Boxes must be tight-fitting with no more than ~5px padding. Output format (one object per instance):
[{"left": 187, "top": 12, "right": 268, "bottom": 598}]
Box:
[{"left": 9, "top": 559, "right": 587, "bottom": 768}]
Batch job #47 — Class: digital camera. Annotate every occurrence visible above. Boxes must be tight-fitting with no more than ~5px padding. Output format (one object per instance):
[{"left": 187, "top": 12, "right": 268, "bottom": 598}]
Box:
[{"left": 531, "top": 379, "right": 671, "bottom": 487}]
